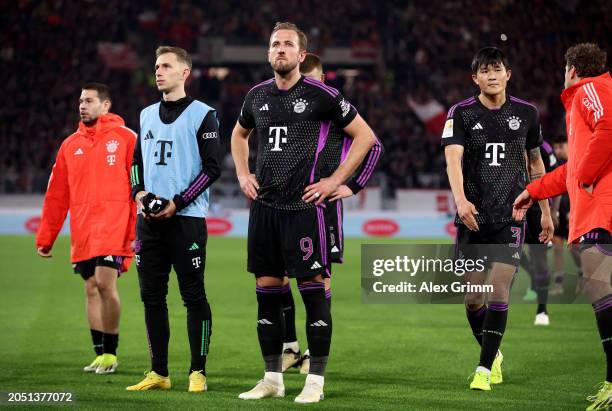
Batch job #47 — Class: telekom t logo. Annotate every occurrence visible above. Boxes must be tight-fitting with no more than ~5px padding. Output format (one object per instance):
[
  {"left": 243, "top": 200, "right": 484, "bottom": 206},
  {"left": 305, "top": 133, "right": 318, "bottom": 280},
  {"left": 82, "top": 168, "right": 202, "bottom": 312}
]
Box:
[
  {"left": 485, "top": 143, "right": 505, "bottom": 166},
  {"left": 269, "top": 126, "right": 288, "bottom": 151}
]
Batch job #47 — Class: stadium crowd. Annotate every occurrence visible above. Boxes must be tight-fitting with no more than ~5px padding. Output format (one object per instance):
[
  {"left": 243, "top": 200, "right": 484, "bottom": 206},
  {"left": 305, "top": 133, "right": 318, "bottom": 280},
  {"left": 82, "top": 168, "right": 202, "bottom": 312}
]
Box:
[{"left": 2, "top": 0, "right": 610, "bottom": 195}]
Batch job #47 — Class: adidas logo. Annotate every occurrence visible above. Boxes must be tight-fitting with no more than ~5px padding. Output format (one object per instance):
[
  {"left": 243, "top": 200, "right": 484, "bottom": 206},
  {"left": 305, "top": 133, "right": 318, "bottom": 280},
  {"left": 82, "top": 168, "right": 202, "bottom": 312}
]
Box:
[
  {"left": 472, "top": 122, "right": 483, "bottom": 130},
  {"left": 259, "top": 104, "right": 269, "bottom": 111},
  {"left": 104, "top": 255, "right": 114, "bottom": 262},
  {"left": 309, "top": 320, "right": 328, "bottom": 327},
  {"left": 257, "top": 319, "right": 273, "bottom": 325},
  {"left": 310, "top": 261, "right": 322, "bottom": 269},
  {"left": 144, "top": 130, "right": 154, "bottom": 140},
  {"left": 188, "top": 243, "right": 199, "bottom": 251},
  {"left": 331, "top": 246, "right": 340, "bottom": 253},
  {"left": 74, "top": 148, "right": 84, "bottom": 155},
  {"left": 512, "top": 252, "right": 520, "bottom": 259}
]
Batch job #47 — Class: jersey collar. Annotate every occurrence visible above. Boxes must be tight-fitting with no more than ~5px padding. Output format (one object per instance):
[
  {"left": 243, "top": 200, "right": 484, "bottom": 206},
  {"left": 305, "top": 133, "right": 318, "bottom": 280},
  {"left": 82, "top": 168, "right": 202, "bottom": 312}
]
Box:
[
  {"left": 270, "top": 75, "right": 304, "bottom": 95},
  {"left": 475, "top": 94, "right": 510, "bottom": 112}
]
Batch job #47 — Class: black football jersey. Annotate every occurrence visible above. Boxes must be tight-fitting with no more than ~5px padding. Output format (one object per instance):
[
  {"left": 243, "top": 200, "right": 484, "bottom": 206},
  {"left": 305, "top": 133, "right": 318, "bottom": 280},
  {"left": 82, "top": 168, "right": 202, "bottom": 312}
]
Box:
[
  {"left": 238, "top": 76, "right": 357, "bottom": 210},
  {"left": 316, "top": 125, "right": 384, "bottom": 195},
  {"left": 441, "top": 95, "right": 543, "bottom": 224}
]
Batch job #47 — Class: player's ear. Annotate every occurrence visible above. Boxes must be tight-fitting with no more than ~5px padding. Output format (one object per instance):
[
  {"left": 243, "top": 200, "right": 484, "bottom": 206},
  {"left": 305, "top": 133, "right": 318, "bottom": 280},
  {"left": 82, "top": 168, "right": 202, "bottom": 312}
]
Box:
[
  {"left": 569, "top": 65, "right": 577, "bottom": 80},
  {"left": 506, "top": 69, "right": 511, "bottom": 81},
  {"left": 103, "top": 99, "right": 112, "bottom": 112},
  {"left": 182, "top": 66, "right": 191, "bottom": 81},
  {"left": 298, "top": 49, "right": 306, "bottom": 63},
  {"left": 471, "top": 73, "right": 478, "bottom": 85}
]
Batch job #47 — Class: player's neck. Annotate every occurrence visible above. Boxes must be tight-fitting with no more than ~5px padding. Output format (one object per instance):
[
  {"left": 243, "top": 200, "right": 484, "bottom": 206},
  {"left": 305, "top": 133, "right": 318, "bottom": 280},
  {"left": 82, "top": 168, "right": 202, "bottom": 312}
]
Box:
[
  {"left": 274, "top": 69, "right": 301, "bottom": 91},
  {"left": 163, "top": 87, "right": 187, "bottom": 102},
  {"left": 478, "top": 92, "right": 506, "bottom": 109}
]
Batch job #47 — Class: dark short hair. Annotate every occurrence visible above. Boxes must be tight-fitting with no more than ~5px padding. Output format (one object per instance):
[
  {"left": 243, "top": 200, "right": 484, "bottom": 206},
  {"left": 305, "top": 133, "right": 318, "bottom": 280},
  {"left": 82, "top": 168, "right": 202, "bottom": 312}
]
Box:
[
  {"left": 270, "top": 21, "right": 307, "bottom": 51},
  {"left": 156, "top": 45, "right": 192, "bottom": 69},
  {"left": 471, "top": 47, "right": 510, "bottom": 74},
  {"left": 301, "top": 53, "right": 323, "bottom": 74},
  {"left": 82, "top": 82, "right": 111, "bottom": 102},
  {"left": 565, "top": 43, "right": 607, "bottom": 78}
]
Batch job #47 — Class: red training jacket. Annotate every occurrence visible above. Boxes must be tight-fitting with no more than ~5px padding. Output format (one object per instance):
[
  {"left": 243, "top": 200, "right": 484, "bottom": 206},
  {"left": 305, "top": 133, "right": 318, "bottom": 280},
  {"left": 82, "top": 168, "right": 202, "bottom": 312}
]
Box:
[
  {"left": 36, "top": 113, "right": 137, "bottom": 264},
  {"left": 527, "top": 72, "right": 612, "bottom": 243}
]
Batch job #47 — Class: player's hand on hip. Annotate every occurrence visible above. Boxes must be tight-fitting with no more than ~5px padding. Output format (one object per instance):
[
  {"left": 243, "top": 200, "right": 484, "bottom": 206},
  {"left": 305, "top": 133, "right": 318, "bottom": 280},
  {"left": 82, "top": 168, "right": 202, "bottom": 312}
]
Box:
[
  {"left": 512, "top": 189, "right": 533, "bottom": 221},
  {"left": 456, "top": 198, "right": 479, "bottom": 231},
  {"left": 303, "top": 177, "right": 341, "bottom": 205},
  {"left": 151, "top": 200, "right": 177, "bottom": 220},
  {"left": 539, "top": 213, "right": 554, "bottom": 243},
  {"left": 238, "top": 174, "right": 259, "bottom": 200},
  {"left": 36, "top": 247, "right": 52, "bottom": 258},
  {"left": 329, "top": 185, "right": 354, "bottom": 202}
]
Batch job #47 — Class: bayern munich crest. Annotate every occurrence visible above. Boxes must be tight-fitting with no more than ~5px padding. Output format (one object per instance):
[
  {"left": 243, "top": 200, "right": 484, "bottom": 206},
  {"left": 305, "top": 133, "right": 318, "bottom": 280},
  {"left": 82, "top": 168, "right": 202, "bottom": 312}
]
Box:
[
  {"left": 293, "top": 98, "right": 308, "bottom": 113},
  {"left": 106, "top": 140, "right": 119, "bottom": 153},
  {"left": 507, "top": 116, "right": 521, "bottom": 130}
]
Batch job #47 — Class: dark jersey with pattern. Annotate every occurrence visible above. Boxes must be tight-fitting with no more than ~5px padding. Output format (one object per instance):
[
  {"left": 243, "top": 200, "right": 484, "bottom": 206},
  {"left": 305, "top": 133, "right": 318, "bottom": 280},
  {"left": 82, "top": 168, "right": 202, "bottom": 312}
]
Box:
[
  {"left": 317, "top": 126, "right": 347, "bottom": 183},
  {"left": 317, "top": 126, "right": 383, "bottom": 195},
  {"left": 441, "top": 95, "right": 543, "bottom": 224},
  {"left": 238, "top": 76, "right": 357, "bottom": 210}
]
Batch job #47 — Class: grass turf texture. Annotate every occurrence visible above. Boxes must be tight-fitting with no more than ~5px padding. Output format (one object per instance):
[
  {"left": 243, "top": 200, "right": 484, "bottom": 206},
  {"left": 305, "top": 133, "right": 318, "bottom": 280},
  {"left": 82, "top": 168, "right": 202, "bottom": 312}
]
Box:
[{"left": 0, "top": 235, "right": 601, "bottom": 410}]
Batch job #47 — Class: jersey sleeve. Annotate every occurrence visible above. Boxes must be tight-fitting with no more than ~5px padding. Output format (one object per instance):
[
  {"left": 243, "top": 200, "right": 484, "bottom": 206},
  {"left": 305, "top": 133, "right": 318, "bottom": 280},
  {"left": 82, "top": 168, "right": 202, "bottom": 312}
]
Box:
[
  {"left": 526, "top": 107, "right": 544, "bottom": 150},
  {"left": 321, "top": 89, "right": 358, "bottom": 129},
  {"left": 130, "top": 124, "right": 145, "bottom": 200},
  {"left": 440, "top": 107, "right": 466, "bottom": 147},
  {"left": 346, "top": 136, "right": 384, "bottom": 193},
  {"left": 121, "top": 127, "right": 137, "bottom": 186},
  {"left": 173, "top": 110, "right": 222, "bottom": 211},
  {"left": 576, "top": 82, "right": 612, "bottom": 185},
  {"left": 36, "top": 143, "right": 70, "bottom": 250},
  {"left": 121, "top": 127, "right": 137, "bottom": 242},
  {"left": 238, "top": 92, "right": 255, "bottom": 130}
]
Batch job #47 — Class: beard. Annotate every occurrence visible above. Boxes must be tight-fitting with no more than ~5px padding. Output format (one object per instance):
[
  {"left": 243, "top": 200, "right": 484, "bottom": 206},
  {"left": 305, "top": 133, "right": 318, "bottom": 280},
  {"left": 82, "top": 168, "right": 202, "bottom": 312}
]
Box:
[
  {"left": 271, "top": 59, "right": 298, "bottom": 76},
  {"left": 81, "top": 116, "right": 98, "bottom": 126}
]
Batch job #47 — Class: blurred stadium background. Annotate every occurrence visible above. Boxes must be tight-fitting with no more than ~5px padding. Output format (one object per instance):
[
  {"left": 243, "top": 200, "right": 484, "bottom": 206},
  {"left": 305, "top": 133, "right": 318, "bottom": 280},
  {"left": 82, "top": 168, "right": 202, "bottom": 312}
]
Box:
[
  {"left": 4, "top": 0, "right": 610, "bottom": 237},
  {"left": 0, "top": 1, "right": 609, "bottom": 409}
]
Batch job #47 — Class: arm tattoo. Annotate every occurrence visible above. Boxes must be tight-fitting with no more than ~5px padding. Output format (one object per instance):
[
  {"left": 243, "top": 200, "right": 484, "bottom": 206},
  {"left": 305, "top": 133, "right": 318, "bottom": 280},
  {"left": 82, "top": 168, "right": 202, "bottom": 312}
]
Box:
[
  {"left": 529, "top": 171, "right": 544, "bottom": 180},
  {"left": 527, "top": 147, "right": 544, "bottom": 181},
  {"left": 528, "top": 147, "right": 541, "bottom": 162}
]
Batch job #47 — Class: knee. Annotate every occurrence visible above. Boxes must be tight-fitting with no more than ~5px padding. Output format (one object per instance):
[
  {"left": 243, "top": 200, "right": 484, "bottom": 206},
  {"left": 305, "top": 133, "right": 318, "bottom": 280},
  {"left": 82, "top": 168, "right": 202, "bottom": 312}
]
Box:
[
  {"left": 583, "top": 278, "right": 607, "bottom": 303},
  {"left": 85, "top": 282, "right": 99, "bottom": 300},
  {"left": 489, "top": 287, "right": 510, "bottom": 303},
  {"left": 534, "top": 271, "right": 551, "bottom": 287},
  {"left": 464, "top": 292, "right": 484, "bottom": 307},
  {"left": 297, "top": 274, "right": 324, "bottom": 286},
  {"left": 96, "top": 279, "right": 117, "bottom": 298},
  {"left": 181, "top": 289, "right": 207, "bottom": 308},
  {"left": 256, "top": 276, "right": 284, "bottom": 287},
  {"left": 140, "top": 286, "right": 167, "bottom": 307}
]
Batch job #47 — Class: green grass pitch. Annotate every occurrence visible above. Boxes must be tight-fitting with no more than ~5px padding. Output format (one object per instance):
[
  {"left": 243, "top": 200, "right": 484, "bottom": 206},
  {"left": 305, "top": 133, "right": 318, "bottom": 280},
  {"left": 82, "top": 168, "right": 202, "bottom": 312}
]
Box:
[{"left": 0, "top": 235, "right": 601, "bottom": 410}]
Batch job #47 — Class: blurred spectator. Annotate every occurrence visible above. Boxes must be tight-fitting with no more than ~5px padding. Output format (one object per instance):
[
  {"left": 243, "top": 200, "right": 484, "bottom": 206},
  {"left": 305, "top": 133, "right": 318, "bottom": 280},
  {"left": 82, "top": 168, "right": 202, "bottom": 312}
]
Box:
[{"left": 2, "top": 0, "right": 610, "bottom": 195}]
